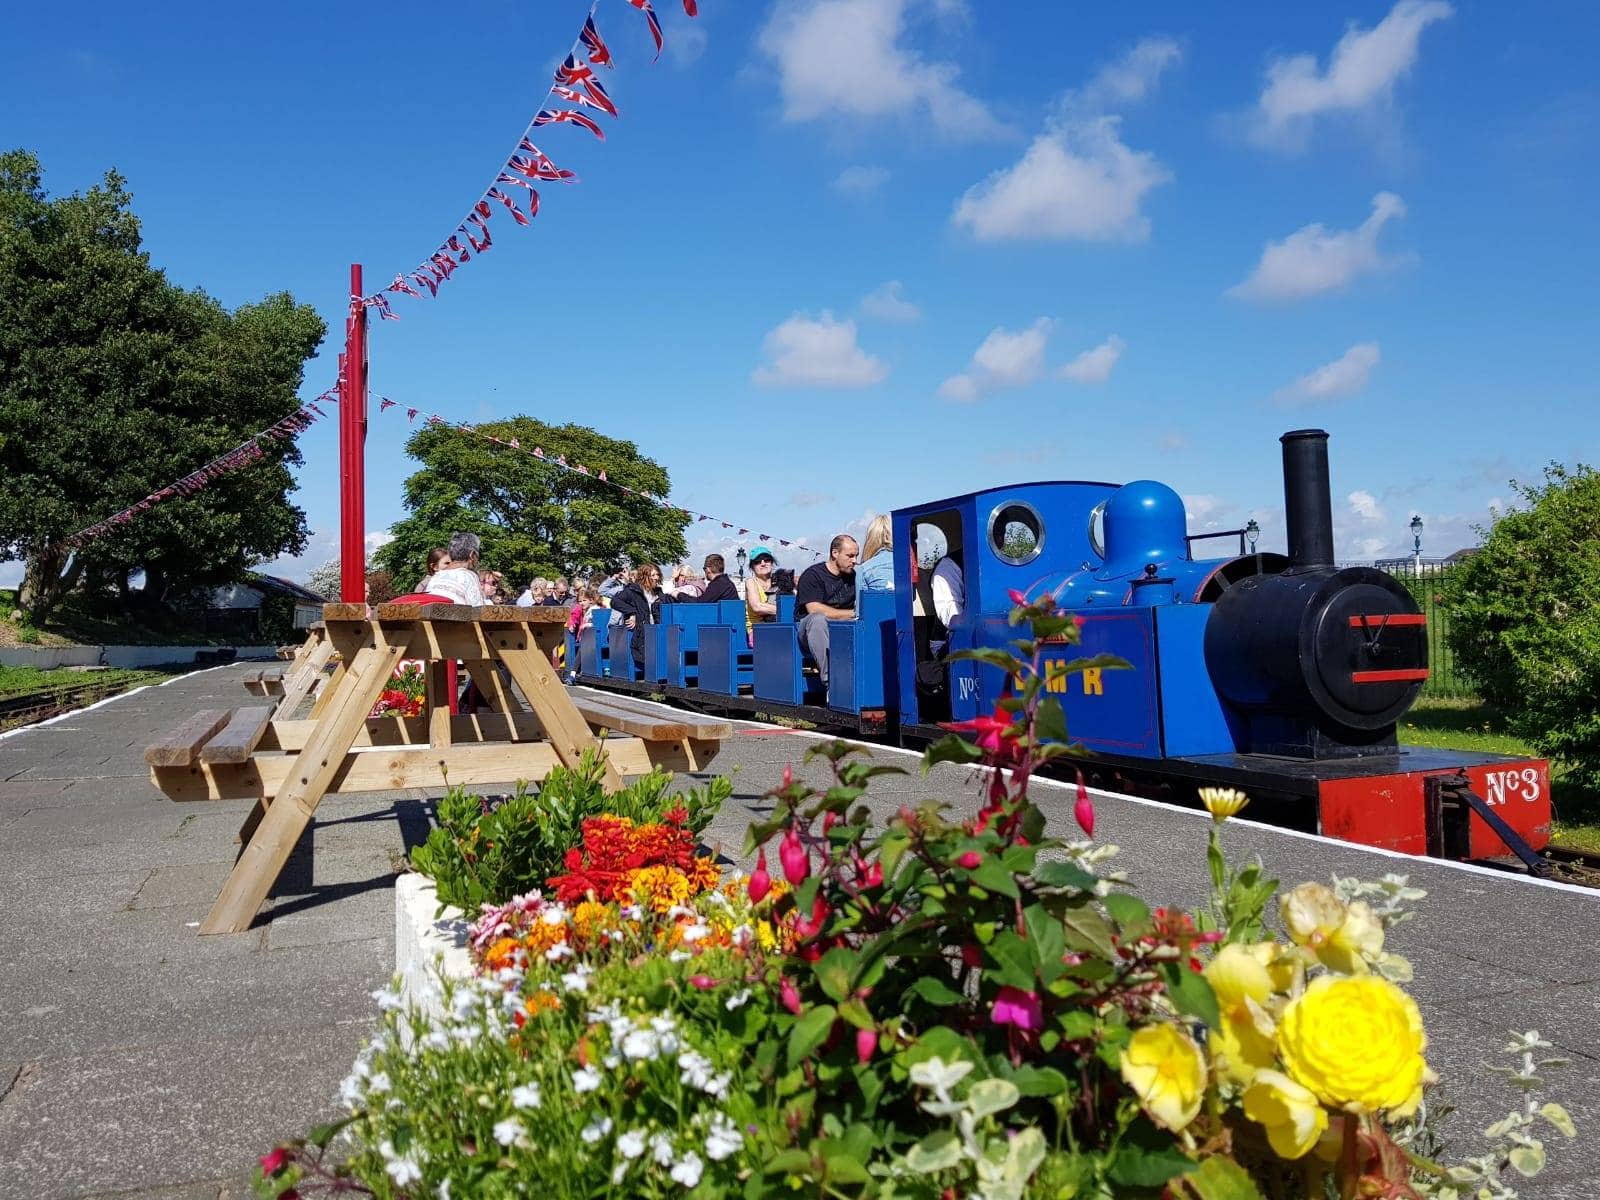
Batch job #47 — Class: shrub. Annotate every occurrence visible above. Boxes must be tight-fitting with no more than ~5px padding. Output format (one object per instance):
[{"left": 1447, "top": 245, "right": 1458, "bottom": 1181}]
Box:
[
  {"left": 407, "top": 747, "right": 731, "bottom": 912},
  {"left": 1445, "top": 463, "right": 1600, "bottom": 789}
]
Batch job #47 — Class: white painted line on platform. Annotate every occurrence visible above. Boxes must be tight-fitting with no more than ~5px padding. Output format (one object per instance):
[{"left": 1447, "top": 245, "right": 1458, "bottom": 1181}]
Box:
[{"left": 0, "top": 661, "right": 241, "bottom": 742}]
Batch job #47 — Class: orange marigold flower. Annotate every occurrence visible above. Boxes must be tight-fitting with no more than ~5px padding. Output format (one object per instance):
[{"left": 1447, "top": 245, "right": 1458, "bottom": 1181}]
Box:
[
  {"left": 481, "top": 936, "right": 525, "bottom": 972},
  {"left": 524, "top": 990, "right": 561, "bottom": 1016},
  {"left": 623, "top": 865, "right": 693, "bottom": 914},
  {"left": 687, "top": 855, "right": 722, "bottom": 894},
  {"left": 571, "top": 900, "right": 612, "bottom": 943}
]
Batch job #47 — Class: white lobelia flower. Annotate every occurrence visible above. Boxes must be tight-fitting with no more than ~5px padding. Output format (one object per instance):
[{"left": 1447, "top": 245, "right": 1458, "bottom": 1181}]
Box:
[
  {"left": 617, "top": 1129, "right": 647, "bottom": 1160},
  {"left": 560, "top": 964, "right": 592, "bottom": 994},
  {"left": 621, "top": 1027, "right": 660, "bottom": 1061},
  {"left": 385, "top": 1155, "right": 423, "bottom": 1187},
  {"left": 365, "top": 1072, "right": 392, "bottom": 1095},
  {"left": 544, "top": 941, "right": 574, "bottom": 962},
  {"left": 650, "top": 1132, "right": 675, "bottom": 1166},
  {"left": 668, "top": 950, "right": 692, "bottom": 962},
  {"left": 670, "top": 1150, "right": 705, "bottom": 1188},
  {"left": 705, "top": 1113, "right": 743, "bottom": 1162},
  {"left": 581, "top": 1116, "right": 613, "bottom": 1144},
  {"left": 678, "top": 1050, "right": 714, "bottom": 1090},
  {"left": 725, "top": 988, "right": 751, "bottom": 1011},
  {"left": 421, "top": 1029, "right": 451, "bottom": 1051},
  {"left": 541, "top": 904, "right": 568, "bottom": 926},
  {"left": 492, "top": 1117, "right": 524, "bottom": 1147},
  {"left": 371, "top": 985, "right": 404, "bottom": 1012},
  {"left": 510, "top": 1083, "right": 541, "bottom": 1110},
  {"left": 679, "top": 923, "right": 710, "bottom": 944},
  {"left": 572, "top": 1065, "right": 602, "bottom": 1093},
  {"left": 622, "top": 904, "right": 644, "bottom": 921},
  {"left": 588, "top": 1001, "right": 622, "bottom": 1025},
  {"left": 667, "top": 904, "right": 697, "bottom": 920}
]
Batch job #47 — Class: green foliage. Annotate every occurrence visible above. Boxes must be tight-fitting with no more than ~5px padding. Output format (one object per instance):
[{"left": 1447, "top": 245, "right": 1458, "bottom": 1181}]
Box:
[
  {"left": 1444, "top": 464, "right": 1600, "bottom": 789},
  {"left": 0, "top": 149, "right": 325, "bottom": 621},
  {"left": 408, "top": 747, "right": 730, "bottom": 911},
  {"left": 373, "top": 415, "right": 689, "bottom": 590}
]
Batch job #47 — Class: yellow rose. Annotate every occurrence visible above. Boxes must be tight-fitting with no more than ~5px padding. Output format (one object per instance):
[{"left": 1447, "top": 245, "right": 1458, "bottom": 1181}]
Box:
[
  {"left": 1246, "top": 940, "right": 1297, "bottom": 993},
  {"left": 1242, "top": 1069, "right": 1327, "bottom": 1159},
  {"left": 1204, "top": 945, "right": 1278, "bottom": 1084},
  {"left": 1277, "top": 976, "right": 1427, "bottom": 1113},
  {"left": 1279, "top": 884, "right": 1383, "bottom": 974},
  {"left": 1120, "top": 1024, "right": 1207, "bottom": 1132},
  {"left": 1199, "top": 786, "right": 1249, "bottom": 824}
]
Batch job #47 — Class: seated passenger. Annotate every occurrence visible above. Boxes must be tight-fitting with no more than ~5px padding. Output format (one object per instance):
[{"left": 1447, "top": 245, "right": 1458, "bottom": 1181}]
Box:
[
  {"left": 598, "top": 568, "right": 630, "bottom": 600},
  {"left": 793, "top": 535, "right": 859, "bottom": 689},
  {"left": 744, "top": 546, "right": 779, "bottom": 645},
  {"left": 545, "top": 576, "right": 571, "bottom": 607},
  {"left": 426, "top": 534, "right": 487, "bottom": 606},
  {"left": 417, "top": 546, "right": 451, "bottom": 593},
  {"left": 610, "top": 563, "right": 664, "bottom": 670},
  {"left": 855, "top": 514, "right": 895, "bottom": 610},
  {"left": 696, "top": 553, "right": 740, "bottom": 604}
]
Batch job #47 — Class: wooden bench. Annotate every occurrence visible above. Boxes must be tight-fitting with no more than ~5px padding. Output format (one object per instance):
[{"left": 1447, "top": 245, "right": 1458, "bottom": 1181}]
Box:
[
  {"left": 147, "top": 603, "right": 731, "bottom": 936},
  {"left": 243, "top": 624, "right": 333, "bottom": 714}
]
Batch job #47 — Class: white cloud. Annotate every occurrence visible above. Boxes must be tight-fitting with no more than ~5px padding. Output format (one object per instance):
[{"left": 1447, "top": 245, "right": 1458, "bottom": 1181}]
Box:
[
  {"left": 1184, "top": 493, "right": 1233, "bottom": 527},
  {"left": 668, "top": 23, "right": 708, "bottom": 66},
  {"left": 365, "top": 530, "right": 396, "bottom": 556},
  {"left": 833, "top": 165, "right": 890, "bottom": 195},
  {"left": 1058, "top": 334, "right": 1126, "bottom": 384},
  {"left": 757, "top": 0, "right": 1004, "bottom": 139},
  {"left": 1250, "top": 1, "right": 1454, "bottom": 149},
  {"left": 951, "top": 39, "right": 1178, "bottom": 243},
  {"left": 752, "top": 311, "right": 889, "bottom": 389},
  {"left": 938, "top": 317, "right": 1052, "bottom": 402},
  {"left": 1347, "top": 489, "right": 1385, "bottom": 524},
  {"left": 1274, "top": 342, "right": 1382, "bottom": 407},
  {"left": 1229, "top": 193, "right": 1411, "bottom": 304},
  {"left": 1069, "top": 36, "right": 1183, "bottom": 113},
  {"left": 1159, "top": 429, "right": 1189, "bottom": 454},
  {"left": 859, "top": 280, "right": 920, "bottom": 322},
  {"left": 788, "top": 491, "right": 835, "bottom": 508}
]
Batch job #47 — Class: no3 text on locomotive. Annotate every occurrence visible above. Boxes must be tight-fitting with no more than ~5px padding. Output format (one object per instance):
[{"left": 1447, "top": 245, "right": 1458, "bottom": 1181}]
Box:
[{"left": 575, "top": 430, "right": 1551, "bottom": 871}]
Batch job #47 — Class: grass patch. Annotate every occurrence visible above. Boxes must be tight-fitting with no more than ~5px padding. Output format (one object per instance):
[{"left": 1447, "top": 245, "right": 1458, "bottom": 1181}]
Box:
[
  {"left": 0, "top": 664, "right": 174, "bottom": 701},
  {"left": 1400, "top": 698, "right": 1599, "bottom": 852}
]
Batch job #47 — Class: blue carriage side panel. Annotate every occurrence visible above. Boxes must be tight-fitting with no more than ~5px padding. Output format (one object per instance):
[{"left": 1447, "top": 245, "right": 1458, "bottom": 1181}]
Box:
[
  {"left": 945, "top": 618, "right": 983, "bottom": 721},
  {"left": 827, "top": 591, "right": 897, "bottom": 713},
  {"left": 1043, "top": 610, "right": 1161, "bottom": 758},
  {"left": 776, "top": 595, "right": 796, "bottom": 623},
  {"left": 639, "top": 625, "right": 668, "bottom": 681},
  {"left": 578, "top": 608, "right": 614, "bottom": 678},
  {"left": 698, "top": 626, "right": 744, "bottom": 695},
  {"left": 665, "top": 605, "right": 722, "bottom": 688},
  {"left": 608, "top": 622, "right": 638, "bottom": 681},
  {"left": 752, "top": 622, "right": 804, "bottom": 705},
  {"left": 1152, "top": 603, "right": 1239, "bottom": 756}
]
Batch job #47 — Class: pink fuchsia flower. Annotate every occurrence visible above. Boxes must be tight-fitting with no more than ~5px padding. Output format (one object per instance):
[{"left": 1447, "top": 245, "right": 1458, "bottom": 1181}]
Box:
[
  {"left": 940, "top": 704, "right": 1022, "bottom": 760},
  {"left": 1074, "top": 771, "right": 1096, "bottom": 838},
  {"left": 689, "top": 975, "right": 719, "bottom": 990},
  {"left": 860, "top": 861, "right": 883, "bottom": 889},
  {"left": 856, "top": 1027, "right": 877, "bottom": 1064},
  {"left": 961, "top": 943, "right": 983, "bottom": 970},
  {"left": 748, "top": 849, "right": 772, "bottom": 904},
  {"left": 991, "top": 986, "right": 1044, "bottom": 1031},
  {"left": 957, "top": 850, "right": 982, "bottom": 870},
  {"left": 779, "top": 977, "right": 802, "bottom": 1015},
  {"left": 779, "top": 826, "right": 809, "bottom": 886},
  {"left": 259, "top": 1148, "right": 289, "bottom": 1176},
  {"left": 781, "top": 763, "right": 794, "bottom": 789},
  {"left": 1007, "top": 588, "right": 1031, "bottom": 607}
]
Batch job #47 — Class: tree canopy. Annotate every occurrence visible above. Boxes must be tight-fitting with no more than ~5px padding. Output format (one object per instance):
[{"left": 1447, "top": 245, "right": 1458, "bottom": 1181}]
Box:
[
  {"left": 1445, "top": 463, "right": 1600, "bottom": 790},
  {"left": 0, "top": 149, "right": 325, "bottom": 620},
  {"left": 374, "top": 416, "right": 689, "bottom": 591}
]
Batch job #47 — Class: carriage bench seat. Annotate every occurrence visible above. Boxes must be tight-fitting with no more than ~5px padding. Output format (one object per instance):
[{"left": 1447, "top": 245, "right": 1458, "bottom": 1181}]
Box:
[{"left": 568, "top": 690, "right": 732, "bottom": 772}]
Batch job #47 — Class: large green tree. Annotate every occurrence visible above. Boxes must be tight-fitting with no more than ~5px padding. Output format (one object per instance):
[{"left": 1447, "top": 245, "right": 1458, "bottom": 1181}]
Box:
[
  {"left": 375, "top": 416, "right": 688, "bottom": 591},
  {"left": 0, "top": 150, "right": 325, "bottom": 620},
  {"left": 1445, "top": 463, "right": 1600, "bottom": 790}
]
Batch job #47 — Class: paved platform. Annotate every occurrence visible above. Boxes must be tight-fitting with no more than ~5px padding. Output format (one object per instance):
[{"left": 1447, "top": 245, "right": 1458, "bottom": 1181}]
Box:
[{"left": 0, "top": 668, "right": 1595, "bottom": 1197}]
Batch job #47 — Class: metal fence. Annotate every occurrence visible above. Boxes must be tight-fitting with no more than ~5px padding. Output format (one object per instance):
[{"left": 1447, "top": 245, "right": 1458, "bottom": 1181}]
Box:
[{"left": 1375, "top": 560, "right": 1477, "bottom": 701}]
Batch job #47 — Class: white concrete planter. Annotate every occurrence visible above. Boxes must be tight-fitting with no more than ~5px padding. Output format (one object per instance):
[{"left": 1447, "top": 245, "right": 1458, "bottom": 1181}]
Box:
[{"left": 394, "top": 872, "right": 474, "bottom": 1020}]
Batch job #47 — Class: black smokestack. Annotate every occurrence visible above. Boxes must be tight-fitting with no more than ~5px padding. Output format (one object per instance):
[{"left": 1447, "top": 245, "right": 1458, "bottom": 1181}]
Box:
[{"left": 1281, "top": 429, "right": 1334, "bottom": 570}]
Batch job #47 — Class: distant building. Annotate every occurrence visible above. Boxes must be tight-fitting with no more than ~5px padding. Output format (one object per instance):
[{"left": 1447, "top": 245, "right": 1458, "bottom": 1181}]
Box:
[{"left": 209, "top": 574, "right": 326, "bottom": 637}]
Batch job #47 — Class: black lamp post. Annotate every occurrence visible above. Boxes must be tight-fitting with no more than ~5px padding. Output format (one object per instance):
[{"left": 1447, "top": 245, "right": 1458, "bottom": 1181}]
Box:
[
  {"left": 1244, "top": 518, "right": 1260, "bottom": 554},
  {"left": 1410, "top": 515, "right": 1423, "bottom": 574},
  {"left": 736, "top": 548, "right": 747, "bottom": 582}
]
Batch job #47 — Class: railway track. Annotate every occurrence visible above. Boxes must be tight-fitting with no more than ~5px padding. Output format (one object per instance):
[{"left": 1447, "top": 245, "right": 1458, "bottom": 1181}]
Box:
[
  {"left": 1540, "top": 844, "right": 1600, "bottom": 888},
  {"left": 0, "top": 675, "right": 164, "bottom": 733}
]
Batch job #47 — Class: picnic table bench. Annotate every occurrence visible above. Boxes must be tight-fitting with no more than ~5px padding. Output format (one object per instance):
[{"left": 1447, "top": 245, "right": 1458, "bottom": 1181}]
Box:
[
  {"left": 146, "top": 603, "right": 730, "bottom": 935},
  {"left": 243, "top": 623, "right": 333, "bottom": 715}
]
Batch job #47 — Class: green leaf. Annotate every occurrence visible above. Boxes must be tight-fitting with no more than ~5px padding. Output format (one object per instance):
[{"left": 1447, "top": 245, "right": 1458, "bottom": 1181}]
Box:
[
  {"left": 966, "top": 1077, "right": 1020, "bottom": 1119},
  {"left": 1057, "top": 653, "right": 1134, "bottom": 675},
  {"left": 1035, "top": 696, "right": 1069, "bottom": 743},
  {"left": 1007, "top": 1064, "right": 1069, "bottom": 1097},
  {"left": 1059, "top": 899, "right": 1116, "bottom": 959},
  {"left": 906, "top": 974, "right": 966, "bottom": 1007},
  {"left": 1508, "top": 1142, "right": 1546, "bottom": 1177},
  {"left": 764, "top": 1149, "right": 814, "bottom": 1176},
  {"left": 1173, "top": 1156, "right": 1266, "bottom": 1200},
  {"left": 836, "top": 998, "right": 874, "bottom": 1030},
  {"left": 1164, "top": 966, "right": 1221, "bottom": 1029},
  {"left": 1033, "top": 859, "right": 1098, "bottom": 892},
  {"left": 951, "top": 646, "right": 1026, "bottom": 674},
  {"left": 922, "top": 734, "right": 985, "bottom": 770},
  {"left": 812, "top": 947, "right": 858, "bottom": 1003},
  {"left": 1103, "top": 892, "right": 1151, "bottom": 933},
  {"left": 1541, "top": 1102, "right": 1577, "bottom": 1137},
  {"left": 1108, "top": 1118, "right": 1196, "bottom": 1189},
  {"left": 787, "top": 1004, "right": 837, "bottom": 1069},
  {"left": 1023, "top": 903, "right": 1068, "bottom": 984},
  {"left": 971, "top": 856, "right": 1021, "bottom": 899},
  {"left": 984, "top": 930, "right": 1037, "bottom": 991},
  {"left": 821, "top": 1146, "right": 870, "bottom": 1184},
  {"left": 904, "top": 1130, "right": 963, "bottom": 1174}
]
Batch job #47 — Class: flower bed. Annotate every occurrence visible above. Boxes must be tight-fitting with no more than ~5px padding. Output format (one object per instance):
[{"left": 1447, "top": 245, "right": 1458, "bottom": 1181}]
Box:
[{"left": 259, "top": 599, "right": 1575, "bottom": 1200}]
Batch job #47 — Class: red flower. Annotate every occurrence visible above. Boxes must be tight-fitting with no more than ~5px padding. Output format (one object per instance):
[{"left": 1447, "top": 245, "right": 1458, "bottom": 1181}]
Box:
[
  {"left": 259, "top": 1148, "right": 288, "bottom": 1176},
  {"left": 956, "top": 850, "right": 982, "bottom": 870},
  {"left": 779, "top": 977, "right": 802, "bottom": 1015},
  {"left": 748, "top": 848, "right": 772, "bottom": 903},
  {"left": 779, "top": 826, "right": 809, "bottom": 886},
  {"left": 1074, "top": 771, "right": 1095, "bottom": 838},
  {"left": 1007, "top": 588, "right": 1031, "bottom": 607},
  {"left": 940, "top": 705, "right": 1021, "bottom": 759},
  {"left": 991, "top": 986, "right": 1044, "bottom": 1031},
  {"left": 856, "top": 1027, "right": 877, "bottom": 1064}
]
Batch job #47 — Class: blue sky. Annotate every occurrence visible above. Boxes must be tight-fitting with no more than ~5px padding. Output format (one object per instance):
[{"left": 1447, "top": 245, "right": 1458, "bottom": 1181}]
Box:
[{"left": 5, "top": 0, "right": 1597, "bottom": 584}]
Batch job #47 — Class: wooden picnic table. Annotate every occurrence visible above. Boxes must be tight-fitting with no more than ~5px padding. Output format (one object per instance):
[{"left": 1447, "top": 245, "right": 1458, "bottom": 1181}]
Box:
[{"left": 147, "top": 603, "right": 729, "bottom": 935}]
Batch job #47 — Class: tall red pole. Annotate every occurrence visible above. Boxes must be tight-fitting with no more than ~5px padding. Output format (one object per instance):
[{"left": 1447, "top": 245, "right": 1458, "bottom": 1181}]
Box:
[{"left": 339, "top": 264, "right": 368, "bottom": 602}]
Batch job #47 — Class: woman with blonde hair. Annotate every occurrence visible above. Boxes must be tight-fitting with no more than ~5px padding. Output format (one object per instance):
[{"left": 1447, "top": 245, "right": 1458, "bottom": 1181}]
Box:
[{"left": 855, "top": 514, "right": 895, "bottom": 609}]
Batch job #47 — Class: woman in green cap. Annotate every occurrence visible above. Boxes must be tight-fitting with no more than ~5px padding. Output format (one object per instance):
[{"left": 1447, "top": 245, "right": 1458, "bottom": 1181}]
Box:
[{"left": 744, "top": 546, "right": 779, "bottom": 645}]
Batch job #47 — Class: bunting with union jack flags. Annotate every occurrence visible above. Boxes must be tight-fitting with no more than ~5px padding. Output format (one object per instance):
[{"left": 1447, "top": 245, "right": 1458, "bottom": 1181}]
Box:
[{"left": 357, "top": 0, "right": 700, "bottom": 315}]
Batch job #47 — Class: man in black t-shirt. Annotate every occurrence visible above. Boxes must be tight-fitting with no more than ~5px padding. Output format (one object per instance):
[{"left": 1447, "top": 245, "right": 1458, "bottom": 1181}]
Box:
[{"left": 793, "top": 534, "right": 859, "bottom": 689}]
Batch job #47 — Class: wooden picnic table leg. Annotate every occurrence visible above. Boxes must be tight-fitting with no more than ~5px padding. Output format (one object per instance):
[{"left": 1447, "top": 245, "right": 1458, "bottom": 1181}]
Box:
[
  {"left": 200, "top": 627, "right": 408, "bottom": 935},
  {"left": 497, "top": 641, "right": 624, "bottom": 792},
  {"left": 462, "top": 659, "right": 522, "bottom": 721},
  {"left": 275, "top": 636, "right": 333, "bottom": 717},
  {"left": 426, "top": 660, "right": 453, "bottom": 748}
]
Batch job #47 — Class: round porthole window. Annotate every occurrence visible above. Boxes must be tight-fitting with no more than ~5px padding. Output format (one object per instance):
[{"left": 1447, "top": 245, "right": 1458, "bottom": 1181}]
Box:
[
  {"left": 1087, "top": 500, "right": 1107, "bottom": 560},
  {"left": 988, "top": 501, "right": 1045, "bottom": 566}
]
